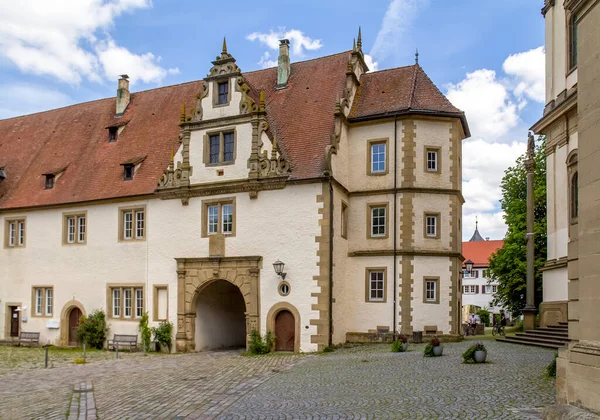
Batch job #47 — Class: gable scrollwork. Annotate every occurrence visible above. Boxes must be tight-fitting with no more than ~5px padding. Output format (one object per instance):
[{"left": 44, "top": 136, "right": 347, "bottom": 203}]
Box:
[
  {"left": 236, "top": 77, "right": 258, "bottom": 115},
  {"left": 192, "top": 84, "right": 210, "bottom": 122}
]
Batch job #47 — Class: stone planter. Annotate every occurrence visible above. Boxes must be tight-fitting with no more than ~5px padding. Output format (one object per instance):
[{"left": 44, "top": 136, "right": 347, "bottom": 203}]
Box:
[
  {"left": 402, "top": 342, "right": 409, "bottom": 352},
  {"left": 474, "top": 350, "right": 487, "bottom": 363},
  {"left": 432, "top": 345, "right": 443, "bottom": 357}
]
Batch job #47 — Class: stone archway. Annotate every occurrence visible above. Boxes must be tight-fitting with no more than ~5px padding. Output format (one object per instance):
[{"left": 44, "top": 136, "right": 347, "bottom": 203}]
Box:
[
  {"left": 59, "top": 300, "right": 86, "bottom": 347},
  {"left": 175, "top": 256, "right": 261, "bottom": 352}
]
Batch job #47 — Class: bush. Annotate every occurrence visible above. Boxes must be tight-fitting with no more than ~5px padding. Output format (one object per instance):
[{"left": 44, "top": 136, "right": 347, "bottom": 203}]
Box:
[
  {"left": 462, "top": 342, "right": 486, "bottom": 363},
  {"left": 322, "top": 345, "right": 334, "bottom": 353},
  {"left": 75, "top": 310, "right": 109, "bottom": 349},
  {"left": 248, "top": 329, "right": 274, "bottom": 355},
  {"left": 152, "top": 321, "right": 173, "bottom": 352},
  {"left": 391, "top": 339, "right": 406, "bottom": 353},
  {"left": 138, "top": 313, "right": 151, "bottom": 353},
  {"left": 547, "top": 356, "right": 557, "bottom": 377},
  {"left": 423, "top": 343, "right": 435, "bottom": 357},
  {"left": 477, "top": 309, "right": 491, "bottom": 327}
]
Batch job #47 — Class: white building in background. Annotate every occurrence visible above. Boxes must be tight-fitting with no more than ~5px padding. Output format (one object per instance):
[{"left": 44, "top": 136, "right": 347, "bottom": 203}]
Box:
[
  {"left": 461, "top": 223, "right": 505, "bottom": 322},
  {"left": 0, "top": 34, "right": 469, "bottom": 352}
]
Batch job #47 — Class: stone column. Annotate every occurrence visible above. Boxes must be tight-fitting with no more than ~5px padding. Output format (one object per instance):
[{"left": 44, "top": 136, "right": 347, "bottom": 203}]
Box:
[{"left": 523, "top": 133, "right": 537, "bottom": 331}]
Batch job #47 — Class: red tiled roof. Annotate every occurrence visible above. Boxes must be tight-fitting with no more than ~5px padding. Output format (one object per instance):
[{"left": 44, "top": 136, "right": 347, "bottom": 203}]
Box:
[{"left": 462, "top": 240, "right": 504, "bottom": 267}]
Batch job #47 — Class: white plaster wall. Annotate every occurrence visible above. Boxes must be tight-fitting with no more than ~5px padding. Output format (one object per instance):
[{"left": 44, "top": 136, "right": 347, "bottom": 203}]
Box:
[
  {"left": 461, "top": 270, "right": 500, "bottom": 311},
  {"left": 411, "top": 256, "right": 452, "bottom": 334},
  {"left": 188, "top": 123, "right": 252, "bottom": 184},
  {"left": 331, "top": 185, "right": 350, "bottom": 344},
  {"left": 414, "top": 120, "right": 453, "bottom": 190},
  {"left": 412, "top": 194, "right": 451, "bottom": 252},
  {"left": 331, "top": 123, "right": 350, "bottom": 189},
  {"left": 543, "top": 266, "right": 569, "bottom": 302},
  {"left": 347, "top": 193, "right": 393, "bottom": 253},
  {"left": 260, "top": 131, "right": 273, "bottom": 157},
  {"left": 201, "top": 79, "right": 243, "bottom": 121}
]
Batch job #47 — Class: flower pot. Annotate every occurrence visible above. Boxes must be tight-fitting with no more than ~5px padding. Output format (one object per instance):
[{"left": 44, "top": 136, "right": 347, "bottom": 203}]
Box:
[
  {"left": 474, "top": 350, "right": 487, "bottom": 363},
  {"left": 432, "top": 345, "right": 443, "bottom": 356},
  {"left": 402, "top": 342, "right": 409, "bottom": 352}
]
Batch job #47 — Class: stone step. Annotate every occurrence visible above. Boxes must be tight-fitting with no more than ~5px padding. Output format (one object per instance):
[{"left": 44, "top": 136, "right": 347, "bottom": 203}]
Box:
[
  {"left": 522, "top": 329, "right": 569, "bottom": 337},
  {"left": 516, "top": 331, "right": 570, "bottom": 341},
  {"left": 534, "top": 327, "right": 568, "bottom": 334},
  {"left": 496, "top": 335, "right": 567, "bottom": 349},
  {"left": 547, "top": 324, "right": 568, "bottom": 330},
  {"left": 558, "top": 321, "right": 568, "bottom": 326}
]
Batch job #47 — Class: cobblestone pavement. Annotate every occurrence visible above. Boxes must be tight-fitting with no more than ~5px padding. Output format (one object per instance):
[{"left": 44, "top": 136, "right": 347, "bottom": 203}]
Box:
[{"left": 0, "top": 341, "right": 555, "bottom": 419}]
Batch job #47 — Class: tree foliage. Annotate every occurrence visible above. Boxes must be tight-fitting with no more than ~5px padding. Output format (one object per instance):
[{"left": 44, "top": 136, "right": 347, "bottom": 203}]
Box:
[{"left": 488, "top": 137, "right": 547, "bottom": 317}]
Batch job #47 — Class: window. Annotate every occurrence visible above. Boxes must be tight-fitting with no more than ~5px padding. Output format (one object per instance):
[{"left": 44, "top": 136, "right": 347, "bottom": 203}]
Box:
[
  {"left": 569, "top": 14, "right": 579, "bottom": 70},
  {"left": 571, "top": 172, "right": 578, "bottom": 221},
  {"left": 63, "top": 213, "right": 86, "bottom": 244},
  {"left": 492, "top": 285, "right": 497, "bottom": 294},
  {"left": 366, "top": 268, "right": 386, "bottom": 302},
  {"left": 123, "top": 164, "right": 134, "bottom": 181},
  {"left": 201, "top": 198, "right": 236, "bottom": 237},
  {"left": 32, "top": 287, "right": 53, "bottom": 317},
  {"left": 45, "top": 174, "right": 55, "bottom": 189},
  {"left": 109, "top": 286, "right": 144, "bottom": 319},
  {"left": 205, "top": 131, "right": 236, "bottom": 165},
  {"left": 5, "top": 218, "right": 26, "bottom": 248},
  {"left": 119, "top": 207, "right": 146, "bottom": 241},
  {"left": 368, "top": 140, "right": 387, "bottom": 174},
  {"left": 485, "top": 285, "right": 491, "bottom": 294},
  {"left": 108, "top": 126, "right": 118, "bottom": 142},
  {"left": 424, "top": 278, "right": 438, "bottom": 303},
  {"left": 368, "top": 204, "right": 388, "bottom": 238},
  {"left": 425, "top": 148, "right": 440, "bottom": 173},
  {"left": 217, "top": 81, "right": 229, "bottom": 105},
  {"left": 463, "top": 285, "right": 477, "bottom": 295},
  {"left": 341, "top": 202, "right": 348, "bottom": 239},
  {"left": 425, "top": 213, "right": 439, "bottom": 238},
  {"left": 154, "top": 285, "right": 168, "bottom": 321}
]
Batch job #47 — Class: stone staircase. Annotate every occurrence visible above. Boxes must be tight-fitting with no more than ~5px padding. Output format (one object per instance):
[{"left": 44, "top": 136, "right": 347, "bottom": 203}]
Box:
[{"left": 496, "top": 322, "right": 570, "bottom": 349}]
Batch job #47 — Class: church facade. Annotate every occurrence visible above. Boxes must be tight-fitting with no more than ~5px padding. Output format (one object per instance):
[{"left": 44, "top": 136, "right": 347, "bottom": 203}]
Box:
[{"left": 0, "top": 34, "right": 469, "bottom": 352}]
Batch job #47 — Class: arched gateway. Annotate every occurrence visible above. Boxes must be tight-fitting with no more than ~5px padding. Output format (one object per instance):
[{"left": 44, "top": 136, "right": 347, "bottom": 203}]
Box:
[{"left": 175, "top": 256, "right": 261, "bottom": 352}]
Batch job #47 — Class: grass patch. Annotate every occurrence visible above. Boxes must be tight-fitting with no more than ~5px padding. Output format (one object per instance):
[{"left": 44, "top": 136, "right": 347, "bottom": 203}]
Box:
[{"left": 73, "top": 358, "right": 87, "bottom": 364}]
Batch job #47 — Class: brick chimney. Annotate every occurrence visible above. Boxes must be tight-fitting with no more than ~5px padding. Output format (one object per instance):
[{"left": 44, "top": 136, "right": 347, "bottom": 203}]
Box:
[
  {"left": 277, "top": 39, "right": 290, "bottom": 89},
  {"left": 116, "top": 74, "right": 130, "bottom": 115}
]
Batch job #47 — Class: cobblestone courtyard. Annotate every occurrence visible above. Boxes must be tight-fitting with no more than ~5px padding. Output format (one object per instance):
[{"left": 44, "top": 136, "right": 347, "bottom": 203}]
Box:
[{"left": 0, "top": 341, "right": 556, "bottom": 419}]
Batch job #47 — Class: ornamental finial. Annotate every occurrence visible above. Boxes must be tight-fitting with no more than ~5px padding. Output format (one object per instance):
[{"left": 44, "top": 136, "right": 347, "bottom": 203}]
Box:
[
  {"left": 357, "top": 27, "right": 362, "bottom": 51},
  {"left": 222, "top": 37, "right": 228, "bottom": 55},
  {"left": 415, "top": 48, "right": 419, "bottom": 65}
]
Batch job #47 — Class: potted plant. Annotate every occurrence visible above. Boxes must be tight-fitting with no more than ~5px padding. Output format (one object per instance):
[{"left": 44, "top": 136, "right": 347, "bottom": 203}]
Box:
[
  {"left": 391, "top": 335, "right": 409, "bottom": 353},
  {"left": 463, "top": 342, "right": 487, "bottom": 363},
  {"left": 424, "top": 337, "right": 443, "bottom": 357}
]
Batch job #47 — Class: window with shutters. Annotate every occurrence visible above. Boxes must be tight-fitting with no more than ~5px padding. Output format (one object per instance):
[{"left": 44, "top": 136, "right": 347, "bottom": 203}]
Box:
[
  {"left": 204, "top": 130, "right": 237, "bottom": 166},
  {"left": 63, "top": 212, "right": 87, "bottom": 245},
  {"left": 201, "top": 198, "right": 236, "bottom": 237},
  {"left": 4, "top": 217, "right": 26, "bottom": 248},
  {"left": 108, "top": 285, "right": 144, "bottom": 320},
  {"left": 119, "top": 206, "right": 146, "bottom": 241}
]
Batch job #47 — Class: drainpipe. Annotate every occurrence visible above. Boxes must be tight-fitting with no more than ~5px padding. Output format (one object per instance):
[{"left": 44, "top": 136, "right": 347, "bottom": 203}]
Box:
[
  {"left": 328, "top": 176, "right": 334, "bottom": 347},
  {"left": 393, "top": 116, "right": 398, "bottom": 340}
]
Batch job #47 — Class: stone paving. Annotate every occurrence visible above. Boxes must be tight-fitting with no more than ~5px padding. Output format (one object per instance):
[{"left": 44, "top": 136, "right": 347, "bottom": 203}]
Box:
[{"left": 0, "top": 341, "right": 556, "bottom": 419}]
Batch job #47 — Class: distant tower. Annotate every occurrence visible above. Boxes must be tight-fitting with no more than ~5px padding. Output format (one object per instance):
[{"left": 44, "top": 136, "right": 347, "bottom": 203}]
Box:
[{"left": 469, "top": 216, "right": 485, "bottom": 242}]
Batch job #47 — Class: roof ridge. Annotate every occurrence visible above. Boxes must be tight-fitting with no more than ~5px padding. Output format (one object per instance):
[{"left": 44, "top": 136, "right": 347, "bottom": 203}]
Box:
[
  {"left": 363, "top": 64, "right": 417, "bottom": 76},
  {"left": 408, "top": 64, "right": 419, "bottom": 109},
  {"left": 241, "top": 50, "right": 352, "bottom": 76}
]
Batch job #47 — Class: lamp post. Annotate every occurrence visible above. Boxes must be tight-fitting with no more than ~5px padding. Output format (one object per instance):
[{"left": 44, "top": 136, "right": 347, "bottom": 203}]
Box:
[{"left": 523, "top": 132, "right": 537, "bottom": 330}]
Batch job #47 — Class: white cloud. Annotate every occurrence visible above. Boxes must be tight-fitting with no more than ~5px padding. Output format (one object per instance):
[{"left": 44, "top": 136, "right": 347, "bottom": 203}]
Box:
[
  {"left": 246, "top": 28, "right": 323, "bottom": 64},
  {"left": 502, "top": 46, "right": 545, "bottom": 103},
  {"left": 463, "top": 212, "right": 507, "bottom": 242},
  {"left": 446, "top": 69, "right": 519, "bottom": 142},
  {"left": 0, "top": 83, "right": 72, "bottom": 119},
  {"left": 257, "top": 51, "right": 278, "bottom": 69},
  {"left": 0, "top": 0, "right": 177, "bottom": 85},
  {"left": 364, "top": 54, "right": 379, "bottom": 72},
  {"left": 369, "top": 0, "right": 426, "bottom": 63}
]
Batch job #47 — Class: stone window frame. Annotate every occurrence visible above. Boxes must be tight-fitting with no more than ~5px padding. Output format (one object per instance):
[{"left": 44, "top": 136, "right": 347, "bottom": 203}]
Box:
[
  {"left": 567, "top": 11, "right": 579, "bottom": 73},
  {"left": 365, "top": 267, "right": 387, "bottom": 303},
  {"left": 367, "top": 202, "right": 389, "bottom": 239},
  {"left": 153, "top": 285, "right": 168, "bottom": 322},
  {"left": 212, "top": 78, "right": 232, "bottom": 108},
  {"left": 423, "top": 277, "right": 439, "bottom": 304},
  {"left": 424, "top": 146, "right": 441, "bottom": 174},
  {"left": 341, "top": 201, "right": 348, "bottom": 239},
  {"left": 201, "top": 197, "right": 237, "bottom": 237},
  {"left": 366, "top": 138, "right": 389, "bottom": 176},
  {"left": 423, "top": 212, "right": 440, "bottom": 239},
  {"left": 31, "top": 286, "right": 54, "bottom": 318},
  {"left": 567, "top": 150, "right": 578, "bottom": 225},
  {"left": 118, "top": 205, "right": 147, "bottom": 242},
  {"left": 4, "top": 216, "right": 26, "bottom": 248},
  {"left": 62, "top": 211, "right": 87, "bottom": 245},
  {"left": 107, "top": 284, "right": 145, "bottom": 321},
  {"left": 203, "top": 128, "right": 237, "bottom": 166}
]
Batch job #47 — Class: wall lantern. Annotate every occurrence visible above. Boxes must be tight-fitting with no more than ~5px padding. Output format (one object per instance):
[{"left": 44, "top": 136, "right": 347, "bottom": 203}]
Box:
[
  {"left": 464, "top": 259, "right": 474, "bottom": 274},
  {"left": 272, "top": 260, "right": 287, "bottom": 280}
]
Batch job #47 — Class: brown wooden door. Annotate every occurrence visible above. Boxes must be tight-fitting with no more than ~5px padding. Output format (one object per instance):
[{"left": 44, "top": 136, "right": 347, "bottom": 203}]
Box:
[
  {"left": 69, "top": 308, "right": 82, "bottom": 346},
  {"left": 275, "top": 310, "right": 295, "bottom": 351},
  {"left": 10, "top": 307, "right": 19, "bottom": 337}
]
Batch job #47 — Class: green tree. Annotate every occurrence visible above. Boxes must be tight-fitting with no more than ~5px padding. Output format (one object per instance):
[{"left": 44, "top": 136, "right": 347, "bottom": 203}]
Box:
[{"left": 488, "top": 137, "right": 547, "bottom": 317}]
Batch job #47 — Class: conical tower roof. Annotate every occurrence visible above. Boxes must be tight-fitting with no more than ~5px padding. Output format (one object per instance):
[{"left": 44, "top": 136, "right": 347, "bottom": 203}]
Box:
[{"left": 469, "top": 217, "right": 485, "bottom": 242}]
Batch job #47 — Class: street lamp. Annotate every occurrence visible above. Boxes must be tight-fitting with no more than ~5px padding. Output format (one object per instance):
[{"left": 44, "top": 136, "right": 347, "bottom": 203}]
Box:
[
  {"left": 465, "top": 259, "right": 474, "bottom": 274},
  {"left": 272, "top": 260, "right": 287, "bottom": 280}
]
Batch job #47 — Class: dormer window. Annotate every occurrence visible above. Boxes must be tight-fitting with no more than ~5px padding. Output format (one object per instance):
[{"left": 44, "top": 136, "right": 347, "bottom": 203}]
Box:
[
  {"left": 45, "top": 174, "right": 55, "bottom": 189},
  {"left": 124, "top": 164, "right": 134, "bottom": 181},
  {"left": 217, "top": 81, "right": 229, "bottom": 105},
  {"left": 108, "top": 126, "right": 118, "bottom": 142}
]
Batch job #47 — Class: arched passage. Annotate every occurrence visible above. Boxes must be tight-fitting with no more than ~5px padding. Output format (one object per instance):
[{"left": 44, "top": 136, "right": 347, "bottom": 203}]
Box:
[{"left": 195, "top": 280, "right": 247, "bottom": 351}]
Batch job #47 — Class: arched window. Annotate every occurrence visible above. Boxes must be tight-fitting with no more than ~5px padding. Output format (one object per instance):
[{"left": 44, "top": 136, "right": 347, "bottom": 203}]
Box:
[{"left": 571, "top": 172, "right": 578, "bottom": 220}]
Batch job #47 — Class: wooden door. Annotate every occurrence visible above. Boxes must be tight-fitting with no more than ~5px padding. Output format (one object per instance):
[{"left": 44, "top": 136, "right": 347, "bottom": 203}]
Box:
[
  {"left": 69, "top": 308, "right": 82, "bottom": 346},
  {"left": 10, "top": 307, "right": 19, "bottom": 337},
  {"left": 275, "top": 310, "right": 295, "bottom": 351}
]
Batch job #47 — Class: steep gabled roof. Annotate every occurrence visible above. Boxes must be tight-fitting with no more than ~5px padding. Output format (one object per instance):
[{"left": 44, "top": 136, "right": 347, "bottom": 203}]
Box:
[{"left": 462, "top": 240, "right": 504, "bottom": 268}]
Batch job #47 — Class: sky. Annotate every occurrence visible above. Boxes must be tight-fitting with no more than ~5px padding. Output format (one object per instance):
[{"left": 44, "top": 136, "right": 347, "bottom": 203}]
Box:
[{"left": 0, "top": 0, "right": 546, "bottom": 241}]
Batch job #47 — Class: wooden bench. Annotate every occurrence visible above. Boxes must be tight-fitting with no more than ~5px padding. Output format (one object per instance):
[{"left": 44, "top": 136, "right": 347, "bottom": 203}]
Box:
[
  {"left": 19, "top": 332, "right": 40, "bottom": 347},
  {"left": 107, "top": 334, "right": 138, "bottom": 351}
]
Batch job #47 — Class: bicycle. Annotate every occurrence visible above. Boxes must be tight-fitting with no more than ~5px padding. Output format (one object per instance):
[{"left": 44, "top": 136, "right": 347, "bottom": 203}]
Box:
[{"left": 492, "top": 324, "right": 506, "bottom": 336}]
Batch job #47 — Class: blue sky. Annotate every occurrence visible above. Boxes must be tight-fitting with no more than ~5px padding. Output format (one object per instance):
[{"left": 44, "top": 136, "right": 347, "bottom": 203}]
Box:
[{"left": 0, "top": 0, "right": 546, "bottom": 240}]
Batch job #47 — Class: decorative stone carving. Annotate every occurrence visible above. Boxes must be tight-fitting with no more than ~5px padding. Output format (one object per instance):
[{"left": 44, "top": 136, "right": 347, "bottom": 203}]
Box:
[
  {"left": 207, "top": 38, "right": 241, "bottom": 79},
  {"left": 236, "top": 77, "right": 258, "bottom": 114},
  {"left": 192, "top": 84, "right": 209, "bottom": 122},
  {"left": 257, "top": 135, "right": 290, "bottom": 177},
  {"left": 157, "top": 130, "right": 192, "bottom": 191}
]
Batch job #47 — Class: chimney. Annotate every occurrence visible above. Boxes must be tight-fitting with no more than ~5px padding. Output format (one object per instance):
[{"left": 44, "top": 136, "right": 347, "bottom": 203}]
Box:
[
  {"left": 277, "top": 39, "right": 291, "bottom": 88},
  {"left": 116, "top": 74, "right": 130, "bottom": 115}
]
